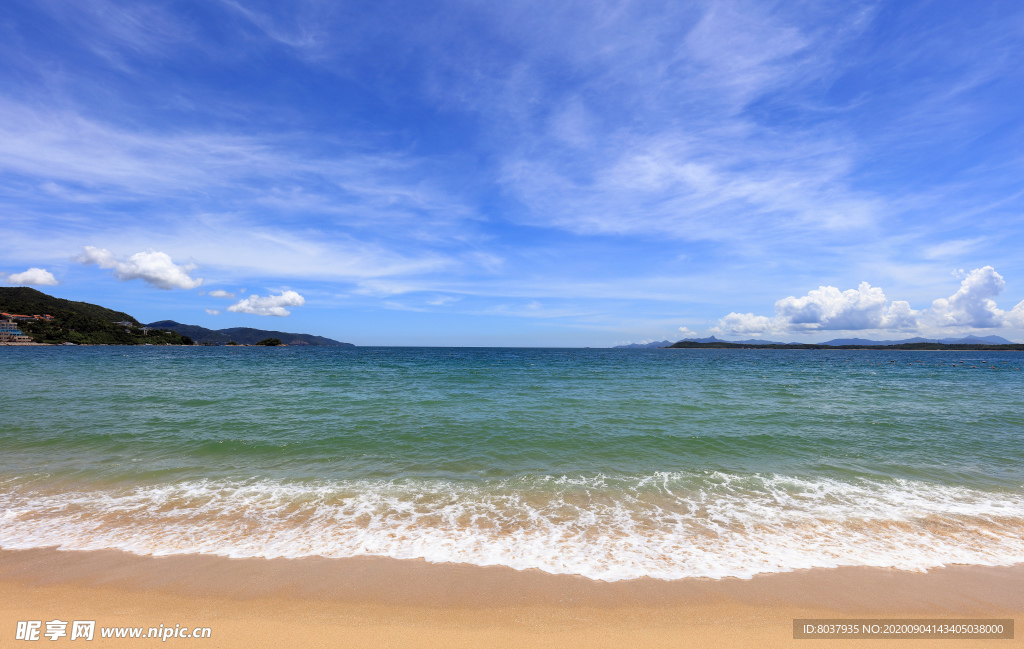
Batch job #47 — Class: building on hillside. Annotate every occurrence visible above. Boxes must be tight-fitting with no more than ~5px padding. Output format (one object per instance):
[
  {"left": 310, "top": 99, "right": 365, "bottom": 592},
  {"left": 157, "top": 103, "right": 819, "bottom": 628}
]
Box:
[
  {"left": 0, "top": 321, "right": 34, "bottom": 343},
  {"left": 0, "top": 333, "right": 34, "bottom": 343},
  {"left": 1, "top": 312, "right": 53, "bottom": 321}
]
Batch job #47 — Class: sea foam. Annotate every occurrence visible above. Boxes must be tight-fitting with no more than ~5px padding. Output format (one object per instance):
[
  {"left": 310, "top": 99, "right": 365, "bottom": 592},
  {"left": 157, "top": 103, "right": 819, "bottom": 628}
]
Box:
[{"left": 2, "top": 472, "right": 1023, "bottom": 581}]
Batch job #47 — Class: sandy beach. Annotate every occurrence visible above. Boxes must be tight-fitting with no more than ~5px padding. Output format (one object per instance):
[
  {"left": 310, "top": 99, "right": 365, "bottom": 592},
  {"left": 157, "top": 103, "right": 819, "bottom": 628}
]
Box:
[{"left": 1, "top": 548, "right": 1019, "bottom": 648}]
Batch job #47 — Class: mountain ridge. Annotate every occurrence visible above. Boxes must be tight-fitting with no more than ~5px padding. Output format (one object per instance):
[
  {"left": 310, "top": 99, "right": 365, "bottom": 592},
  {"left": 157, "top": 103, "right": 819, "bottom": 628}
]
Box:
[
  {"left": 0, "top": 288, "right": 350, "bottom": 346},
  {"left": 147, "top": 320, "right": 353, "bottom": 346},
  {"left": 1, "top": 287, "right": 185, "bottom": 345},
  {"left": 617, "top": 334, "right": 1016, "bottom": 348}
]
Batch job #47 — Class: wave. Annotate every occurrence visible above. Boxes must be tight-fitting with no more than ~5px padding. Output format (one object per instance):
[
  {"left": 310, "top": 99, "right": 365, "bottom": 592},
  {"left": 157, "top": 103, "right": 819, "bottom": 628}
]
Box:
[{"left": 2, "top": 472, "right": 1023, "bottom": 581}]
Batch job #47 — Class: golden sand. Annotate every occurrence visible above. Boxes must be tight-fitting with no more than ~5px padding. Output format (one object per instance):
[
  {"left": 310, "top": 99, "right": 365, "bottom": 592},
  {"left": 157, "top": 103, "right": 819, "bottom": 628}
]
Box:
[{"left": 1, "top": 549, "right": 1020, "bottom": 648}]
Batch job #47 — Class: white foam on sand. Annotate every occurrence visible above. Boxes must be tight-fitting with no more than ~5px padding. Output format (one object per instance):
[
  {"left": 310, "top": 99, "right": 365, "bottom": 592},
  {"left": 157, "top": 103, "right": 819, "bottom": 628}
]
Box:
[{"left": 2, "top": 472, "right": 1023, "bottom": 581}]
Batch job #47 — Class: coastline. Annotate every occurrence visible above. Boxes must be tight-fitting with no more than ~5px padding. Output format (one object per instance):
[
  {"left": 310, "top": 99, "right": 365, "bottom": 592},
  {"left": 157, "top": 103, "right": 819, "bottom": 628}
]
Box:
[
  {"left": 0, "top": 342, "right": 197, "bottom": 346},
  {"left": 3, "top": 342, "right": 1023, "bottom": 350},
  {"left": 2, "top": 548, "right": 1020, "bottom": 647}
]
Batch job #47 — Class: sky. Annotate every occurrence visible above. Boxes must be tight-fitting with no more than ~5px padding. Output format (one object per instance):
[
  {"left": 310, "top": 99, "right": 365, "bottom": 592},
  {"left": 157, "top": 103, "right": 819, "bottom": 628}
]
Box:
[{"left": 2, "top": 0, "right": 1024, "bottom": 346}]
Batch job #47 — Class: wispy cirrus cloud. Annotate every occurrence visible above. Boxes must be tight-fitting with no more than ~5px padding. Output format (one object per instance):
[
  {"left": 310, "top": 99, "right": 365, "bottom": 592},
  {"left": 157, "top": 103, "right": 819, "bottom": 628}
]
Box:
[
  {"left": 3, "top": 1, "right": 1024, "bottom": 345},
  {"left": 0, "top": 96, "right": 481, "bottom": 286},
  {"left": 217, "top": 0, "right": 332, "bottom": 54},
  {"left": 456, "top": 1, "right": 885, "bottom": 248},
  {"left": 0, "top": 98, "right": 465, "bottom": 214}
]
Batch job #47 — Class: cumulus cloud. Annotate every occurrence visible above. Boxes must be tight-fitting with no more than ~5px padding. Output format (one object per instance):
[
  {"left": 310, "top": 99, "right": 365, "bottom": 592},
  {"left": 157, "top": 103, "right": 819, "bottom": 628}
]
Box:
[
  {"left": 205, "top": 308, "right": 220, "bottom": 315},
  {"left": 677, "top": 326, "right": 699, "bottom": 338},
  {"left": 712, "top": 312, "right": 774, "bottom": 335},
  {"left": 208, "top": 289, "right": 235, "bottom": 298},
  {"left": 227, "top": 290, "right": 305, "bottom": 316},
  {"left": 883, "top": 300, "right": 919, "bottom": 330},
  {"left": 5, "top": 267, "right": 58, "bottom": 286},
  {"left": 75, "top": 246, "right": 202, "bottom": 290},
  {"left": 711, "top": 282, "right": 919, "bottom": 336},
  {"left": 707, "top": 266, "right": 1024, "bottom": 337},
  {"left": 774, "top": 282, "right": 918, "bottom": 331},
  {"left": 930, "top": 266, "right": 1005, "bottom": 328},
  {"left": 1008, "top": 301, "right": 1024, "bottom": 328}
]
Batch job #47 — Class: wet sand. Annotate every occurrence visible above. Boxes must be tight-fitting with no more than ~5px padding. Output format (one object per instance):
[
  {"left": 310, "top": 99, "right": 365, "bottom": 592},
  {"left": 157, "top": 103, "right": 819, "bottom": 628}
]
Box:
[{"left": 0, "top": 548, "right": 1020, "bottom": 647}]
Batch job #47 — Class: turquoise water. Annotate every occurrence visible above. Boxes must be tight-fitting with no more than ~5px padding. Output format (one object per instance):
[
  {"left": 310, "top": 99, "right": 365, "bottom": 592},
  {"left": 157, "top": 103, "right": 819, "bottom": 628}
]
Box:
[{"left": 1, "top": 346, "right": 1023, "bottom": 580}]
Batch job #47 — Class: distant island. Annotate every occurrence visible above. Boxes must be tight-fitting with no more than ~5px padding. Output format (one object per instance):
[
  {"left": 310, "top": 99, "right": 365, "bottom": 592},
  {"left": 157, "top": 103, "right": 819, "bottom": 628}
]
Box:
[
  {"left": 148, "top": 320, "right": 352, "bottom": 347},
  {"left": 615, "top": 334, "right": 1018, "bottom": 349},
  {"left": 663, "top": 338, "right": 1024, "bottom": 351},
  {"left": 614, "top": 340, "right": 677, "bottom": 349},
  {"left": 0, "top": 287, "right": 352, "bottom": 346}
]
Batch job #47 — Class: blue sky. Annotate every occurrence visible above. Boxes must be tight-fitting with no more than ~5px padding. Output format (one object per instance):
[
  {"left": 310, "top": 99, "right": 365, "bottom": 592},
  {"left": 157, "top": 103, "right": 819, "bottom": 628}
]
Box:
[{"left": 2, "top": 0, "right": 1024, "bottom": 346}]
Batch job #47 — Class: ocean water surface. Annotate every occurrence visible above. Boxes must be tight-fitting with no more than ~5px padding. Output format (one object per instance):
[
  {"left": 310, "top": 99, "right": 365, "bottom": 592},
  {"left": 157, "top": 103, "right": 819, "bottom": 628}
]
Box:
[{"left": 1, "top": 346, "right": 1022, "bottom": 580}]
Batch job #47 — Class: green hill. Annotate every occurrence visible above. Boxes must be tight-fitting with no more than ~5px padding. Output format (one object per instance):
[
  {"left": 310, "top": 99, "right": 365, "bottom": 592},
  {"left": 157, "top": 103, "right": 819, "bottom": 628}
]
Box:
[
  {"left": 0, "top": 287, "right": 189, "bottom": 345},
  {"left": 146, "top": 321, "right": 353, "bottom": 346},
  {"left": 0, "top": 287, "right": 138, "bottom": 324},
  {"left": 0, "top": 288, "right": 351, "bottom": 347}
]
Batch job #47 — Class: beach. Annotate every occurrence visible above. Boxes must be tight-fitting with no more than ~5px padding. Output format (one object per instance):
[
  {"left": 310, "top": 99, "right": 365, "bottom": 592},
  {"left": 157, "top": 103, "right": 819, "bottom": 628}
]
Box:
[
  {"left": 2, "top": 346, "right": 1022, "bottom": 645},
  {"left": 4, "top": 1, "right": 1023, "bottom": 642},
  {"left": 2, "top": 548, "right": 1021, "bottom": 648},
  {"left": 5, "top": 0, "right": 1024, "bottom": 643}
]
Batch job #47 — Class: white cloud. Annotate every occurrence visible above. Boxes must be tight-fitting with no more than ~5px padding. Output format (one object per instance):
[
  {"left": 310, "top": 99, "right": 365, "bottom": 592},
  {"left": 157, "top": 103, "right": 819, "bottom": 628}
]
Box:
[
  {"left": 712, "top": 281, "right": 920, "bottom": 335},
  {"left": 227, "top": 290, "right": 305, "bottom": 316},
  {"left": 205, "top": 308, "right": 220, "bottom": 315},
  {"left": 76, "top": 246, "right": 117, "bottom": 268},
  {"left": 75, "top": 246, "right": 203, "bottom": 290},
  {"left": 5, "top": 267, "right": 58, "bottom": 286},
  {"left": 929, "top": 266, "right": 1005, "bottom": 328},
  {"left": 209, "top": 289, "right": 235, "bottom": 298},
  {"left": 774, "top": 282, "right": 918, "bottom": 331},
  {"left": 882, "top": 300, "right": 919, "bottom": 330},
  {"left": 1008, "top": 301, "right": 1024, "bottom": 328},
  {"left": 677, "top": 326, "right": 699, "bottom": 338},
  {"left": 710, "top": 266, "right": 1024, "bottom": 337},
  {"left": 712, "top": 312, "right": 774, "bottom": 336}
]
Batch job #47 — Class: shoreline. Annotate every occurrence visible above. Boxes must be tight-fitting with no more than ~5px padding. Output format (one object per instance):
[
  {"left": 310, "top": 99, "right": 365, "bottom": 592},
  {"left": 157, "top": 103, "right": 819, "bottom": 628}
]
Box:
[
  {"left": 3, "top": 341, "right": 1024, "bottom": 350},
  {"left": 1, "top": 548, "right": 1020, "bottom": 647}
]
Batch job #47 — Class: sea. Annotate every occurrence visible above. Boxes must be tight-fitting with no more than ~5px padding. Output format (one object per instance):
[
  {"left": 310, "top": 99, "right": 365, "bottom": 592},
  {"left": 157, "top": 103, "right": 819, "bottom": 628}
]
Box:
[{"left": 1, "top": 346, "right": 1022, "bottom": 581}]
